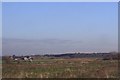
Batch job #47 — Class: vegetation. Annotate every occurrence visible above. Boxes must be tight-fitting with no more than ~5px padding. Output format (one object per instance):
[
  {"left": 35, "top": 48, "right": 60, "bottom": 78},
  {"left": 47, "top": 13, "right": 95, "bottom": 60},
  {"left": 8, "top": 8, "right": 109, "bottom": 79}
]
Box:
[{"left": 2, "top": 57, "right": 118, "bottom": 78}]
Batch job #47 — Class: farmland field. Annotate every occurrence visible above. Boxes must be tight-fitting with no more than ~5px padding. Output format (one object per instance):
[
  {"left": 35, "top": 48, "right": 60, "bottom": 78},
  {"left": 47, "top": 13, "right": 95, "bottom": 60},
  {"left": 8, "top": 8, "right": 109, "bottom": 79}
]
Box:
[{"left": 2, "top": 57, "right": 118, "bottom": 78}]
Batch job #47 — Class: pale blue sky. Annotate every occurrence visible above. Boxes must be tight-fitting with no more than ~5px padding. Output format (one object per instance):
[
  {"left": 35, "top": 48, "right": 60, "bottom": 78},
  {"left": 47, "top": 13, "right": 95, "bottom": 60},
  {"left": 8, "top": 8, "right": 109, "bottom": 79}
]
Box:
[
  {"left": 2, "top": 2, "right": 118, "bottom": 55},
  {"left": 0, "top": 2, "right": 2, "bottom": 56}
]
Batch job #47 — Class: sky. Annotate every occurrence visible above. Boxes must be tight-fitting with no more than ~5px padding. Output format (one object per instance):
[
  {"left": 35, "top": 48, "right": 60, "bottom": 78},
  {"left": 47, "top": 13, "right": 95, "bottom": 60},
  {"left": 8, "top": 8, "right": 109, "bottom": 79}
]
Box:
[
  {"left": 2, "top": 2, "right": 118, "bottom": 56},
  {"left": 0, "top": 2, "right": 2, "bottom": 56}
]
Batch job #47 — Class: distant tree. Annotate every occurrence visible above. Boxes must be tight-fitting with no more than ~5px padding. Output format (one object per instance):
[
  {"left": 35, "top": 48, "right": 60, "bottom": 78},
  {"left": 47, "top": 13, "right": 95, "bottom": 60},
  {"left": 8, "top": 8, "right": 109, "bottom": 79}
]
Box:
[{"left": 12, "top": 55, "right": 16, "bottom": 59}]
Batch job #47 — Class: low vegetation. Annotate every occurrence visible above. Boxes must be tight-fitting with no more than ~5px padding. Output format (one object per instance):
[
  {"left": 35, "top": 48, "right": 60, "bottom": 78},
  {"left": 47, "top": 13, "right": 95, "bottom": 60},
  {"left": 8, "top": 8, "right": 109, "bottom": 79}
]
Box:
[{"left": 2, "top": 57, "right": 118, "bottom": 78}]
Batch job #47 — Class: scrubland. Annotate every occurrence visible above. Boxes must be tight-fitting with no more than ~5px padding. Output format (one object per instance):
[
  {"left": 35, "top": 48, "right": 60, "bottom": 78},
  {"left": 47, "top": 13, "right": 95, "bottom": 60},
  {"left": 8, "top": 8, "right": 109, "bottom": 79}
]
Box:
[{"left": 2, "top": 57, "right": 118, "bottom": 78}]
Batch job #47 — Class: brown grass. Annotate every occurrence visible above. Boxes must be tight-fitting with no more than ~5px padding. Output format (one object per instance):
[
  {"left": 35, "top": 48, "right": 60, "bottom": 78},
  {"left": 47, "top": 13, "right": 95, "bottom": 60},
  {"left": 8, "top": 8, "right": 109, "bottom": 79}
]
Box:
[{"left": 2, "top": 57, "right": 118, "bottom": 78}]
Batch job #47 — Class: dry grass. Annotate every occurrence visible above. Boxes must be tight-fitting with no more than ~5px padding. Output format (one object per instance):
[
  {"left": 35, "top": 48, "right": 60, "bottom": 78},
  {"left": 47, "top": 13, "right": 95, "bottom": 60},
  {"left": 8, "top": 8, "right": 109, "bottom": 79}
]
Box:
[{"left": 2, "top": 57, "right": 118, "bottom": 78}]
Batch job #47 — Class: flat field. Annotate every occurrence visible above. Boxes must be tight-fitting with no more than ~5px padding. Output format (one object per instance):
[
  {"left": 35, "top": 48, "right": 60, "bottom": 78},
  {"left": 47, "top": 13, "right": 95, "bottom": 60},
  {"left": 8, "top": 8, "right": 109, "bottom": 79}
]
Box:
[{"left": 2, "top": 57, "right": 118, "bottom": 78}]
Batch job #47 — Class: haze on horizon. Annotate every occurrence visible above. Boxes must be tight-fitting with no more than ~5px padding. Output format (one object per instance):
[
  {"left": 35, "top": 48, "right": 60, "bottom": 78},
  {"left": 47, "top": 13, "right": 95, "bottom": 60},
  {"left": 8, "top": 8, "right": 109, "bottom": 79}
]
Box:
[{"left": 2, "top": 2, "right": 118, "bottom": 56}]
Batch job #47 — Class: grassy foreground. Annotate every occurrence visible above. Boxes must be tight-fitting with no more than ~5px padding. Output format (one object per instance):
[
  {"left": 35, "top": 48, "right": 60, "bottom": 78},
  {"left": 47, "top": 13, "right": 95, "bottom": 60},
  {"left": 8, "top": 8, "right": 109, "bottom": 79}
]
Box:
[{"left": 2, "top": 58, "right": 118, "bottom": 78}]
